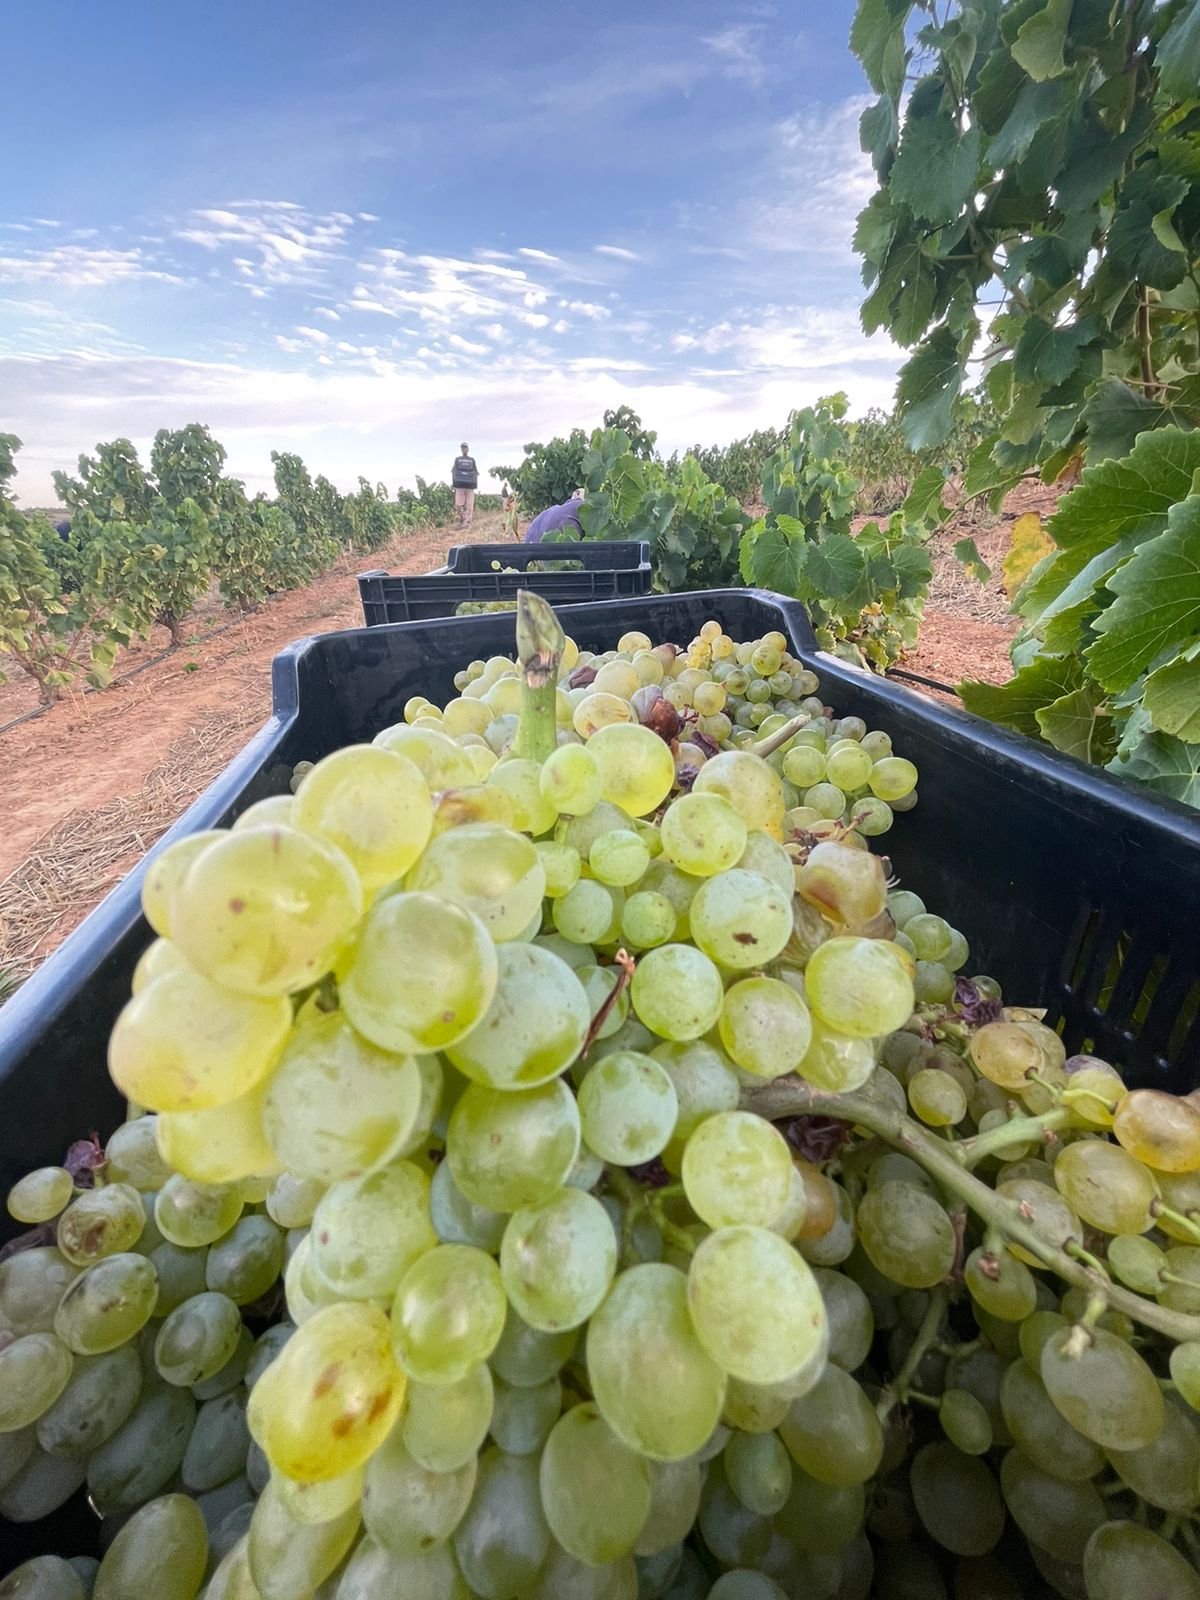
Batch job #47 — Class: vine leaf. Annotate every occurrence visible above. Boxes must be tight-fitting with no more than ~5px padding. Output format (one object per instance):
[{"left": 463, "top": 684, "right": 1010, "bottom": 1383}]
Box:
[
  {"left": 849, "top": 0, "right": 911, "bottom": 94},
  {"left": 890, "top": 110, "right": 982, "bottom": 226},
  {"left": 1143, "top": 650, "right": 1200, "bottom": 744},
  {"left": 805, "top": 532, "right": 866, "bottom": 599},
  {"left": 1034, "top": 684, "right": 1115, "bottom": 763},
  {"left": 897, "top": 329, "right": 966, "bottom": 451},
  {"left": 1003, "top": 512, "right": 1054, "bottom": 600},
  {"left": 1086, "top": 492, "right": 1200, "bottom": 693},
  {"left": 959, "top": 653, "right": 1083, "bottom": 736},
  {"left": 1157, "top": 0, "right": 1200, "bottom": 102},
  {"left": 902, "top": 465, "right": 949, "bottom": 525},
  {"left": 1106, "top": 165, "right": 1190, "bottom": 290},
  {"left": 1081, "top": 379, "right": 1178, "bottom": 465},
  {"left": 741, "top": 524, "right": 806, "bottom": 596},
  {"left": 1108, "top": 710, "right": 1200, "bottom": 807},
  {"left": 1010, "top": 0, "right": 1072, "bottom": 80},
  {"left": 954, "top": 537, "right": 992, "bottom": 583}
]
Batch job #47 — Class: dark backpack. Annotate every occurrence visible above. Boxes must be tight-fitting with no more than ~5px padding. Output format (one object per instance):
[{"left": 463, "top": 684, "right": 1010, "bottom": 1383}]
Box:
[{"left": 452, "top": 455, "right": 477, "bottom": 488}]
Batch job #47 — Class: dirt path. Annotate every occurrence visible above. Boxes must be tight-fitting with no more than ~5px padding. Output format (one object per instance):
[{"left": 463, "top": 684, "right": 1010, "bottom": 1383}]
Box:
[{"left": 0, "top": 512, "right": 508, "bottom": 973}]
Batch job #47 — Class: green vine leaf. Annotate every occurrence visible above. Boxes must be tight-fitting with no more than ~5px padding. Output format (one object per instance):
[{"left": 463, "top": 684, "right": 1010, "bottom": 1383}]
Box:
[
  {"left": 954, "top": 537, "right": 992, "bottom": 582},
  {"left": 1034, "top": 683, "right": 1115, "bottom": 762},
  {"left": 1010, "top": 0, "right": 1072, "bottom": 80},
  {"left": 896, "top": 329, "right": 966, "bottom": 450},
  {"left": 1086, "top": 491, "right": 1200, "bottom": 693},
  {"left": 890, "top": 109, "right": 982, "bottom": 227},
  {"left": 1143, "top": 650, "right": 1200, "bottom": 743},
  {"left": 959, "top": 653, "right": 1084, "bottom": 736},
  {"left": 1157, "top": 0, "right": 1200, "bottom": 102}
]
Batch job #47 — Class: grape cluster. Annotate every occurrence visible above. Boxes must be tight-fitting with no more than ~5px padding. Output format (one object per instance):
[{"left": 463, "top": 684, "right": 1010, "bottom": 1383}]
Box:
[{"left": 1, "top": 598, "right": 1198, "bottom": 1600}]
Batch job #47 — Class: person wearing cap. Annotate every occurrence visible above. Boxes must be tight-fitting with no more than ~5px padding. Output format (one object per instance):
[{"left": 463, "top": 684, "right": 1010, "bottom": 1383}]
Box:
[
  {"left": 523, "top": 489, "right": 584, "bottom": 544},
  {"left": 451, "top": 443, "right": 479, "bottom": 528}
]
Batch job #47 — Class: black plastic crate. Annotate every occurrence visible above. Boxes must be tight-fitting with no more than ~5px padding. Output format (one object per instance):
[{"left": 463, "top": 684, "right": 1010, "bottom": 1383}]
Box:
[
  {"left": 358, "top": 540, "right": 652, "bottom": 623},
  {"left": 2, "top": 589, "right": 1200, "bottom": 1563}
]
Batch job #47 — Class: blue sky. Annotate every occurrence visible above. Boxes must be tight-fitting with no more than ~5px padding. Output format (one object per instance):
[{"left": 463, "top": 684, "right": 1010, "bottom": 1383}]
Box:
[{"left": 0, "top": 0, "right": 896, "bottom": 504}]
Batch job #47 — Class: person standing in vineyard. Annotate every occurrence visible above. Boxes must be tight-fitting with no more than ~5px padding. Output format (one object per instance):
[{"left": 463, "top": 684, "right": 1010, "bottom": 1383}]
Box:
[{"left": 451, "top": 442, "right": 478, "bottom": 529}]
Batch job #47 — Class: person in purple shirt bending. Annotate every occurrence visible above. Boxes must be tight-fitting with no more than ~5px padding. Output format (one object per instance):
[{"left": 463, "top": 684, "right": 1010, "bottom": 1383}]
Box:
[{"left": 523, "top": 491, "right": 584, "bottom": 544}]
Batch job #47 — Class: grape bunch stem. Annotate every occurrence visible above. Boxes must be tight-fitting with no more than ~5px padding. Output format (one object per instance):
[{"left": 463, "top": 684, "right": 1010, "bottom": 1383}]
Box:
[
  {"left": 742, "top": 1076, "right": 1200, "bottom": 1347},
  {"left": 514, "top": 589, "right": 564, "bottom": 764}
]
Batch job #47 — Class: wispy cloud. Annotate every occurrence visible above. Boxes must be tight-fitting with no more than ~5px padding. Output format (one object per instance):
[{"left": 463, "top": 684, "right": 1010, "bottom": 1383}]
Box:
[
  {"left": 701, "top": 24, "right": 767, "bottom": 88},
  {"left": 518, "top": 247, "right": 561, "bottom": 264},
  {"left": 0, "top": 244, "right": 184, "bottom": 289},
  {"left": 175, "top": 201, "right": 356, "bottom": 285},
  {"left": 595, "top": 245, "right": 641, "bottom": 262}
]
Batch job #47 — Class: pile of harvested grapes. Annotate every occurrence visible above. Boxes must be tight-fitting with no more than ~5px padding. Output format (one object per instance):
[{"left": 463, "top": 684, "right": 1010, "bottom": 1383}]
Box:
[{"left": 2, "top": 595, "right": 1198, "bottom": 1600}]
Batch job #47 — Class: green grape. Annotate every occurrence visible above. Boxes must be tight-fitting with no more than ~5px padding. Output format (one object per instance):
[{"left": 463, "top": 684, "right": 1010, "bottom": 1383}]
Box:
[
  {"left": 0, "top": 1556, "right": 87, "bottom": 1599},
  {"left": 194, "top": 1324, "right": 253, "bottom": 1400},
  {"left": 913, "top": 961, "right": 956, "bottom": 1004},
  {"left": 361, "top": 1424, "right": 476, "bottom": 1553},
  {"left": 688, "top": 1225, "right": 827, "bottom": 1386},
  {"left": 203, "top": 1217, "right": 284, "bottom": 1305},
  {"left": 650, "top": 1040, "right": 739, "bottom": 1138},
  {"left": 53, "top": 1254, "right": 158, "bottom": 1354},
  {"left": 7, "top": 1167, "right": 74, "bottom": 1226},
  {"left": 536, "top": 840, "right": 581, "bottom": 899},
  {"left": 1170, "top": 1341, "right": 1200, "bottom": 1413},
  {"left": 308, "top": 1162, "right": 435, "bottom": 1303},
  {"left": 180, "top": 1393, "right": 251, "bottom": 1493},
  {"left": 292, "top": 743, "right": 432, "bottom": 891},
  {"left": 903, "top": 914, "right": 953, "bottom": 962},
  {"left": 782, "top": 747, "right": 826, "bottom": 788},
  {"left": 374, "top": 721, "right": 474, "bottom": 788},
  {"left": 0, "top": 1333, "right": 73, "bottom": 1430},
  {"left": 808, "top": 1268, "right": 872, "bottom": 1375},
  {"left": 156, "top": 1074, "right": 281, "bottom": 1187},
  {"left": 0, "top": 1425, "right": 36, "bottom": 1495},
  {"left": 857, "top": 1182, "right": 956, "bottom": 1289},
  {"left": 140, "top": 829, "right": 226, "bottom": 939},
  {"left": 92, "top": 1492, "right": 208, "bottom": 1600},
  {"left": 908, "top": 1068, "right": 967, "bottom": 1127},
  {"left": 621, "top": 890, "right": 677, "bottom": 948},
  {"left": 155, "top": 1292, "right": 242, "bottom": 1387},
  {"left": 682, "top": 1112, "right": 792, "bottom": 1230},
  {"left": 659, "top": 793, "right": 748, "bottom": 877},
  {"left": 909, "top": 1442, "right": 1004, "bottom": 1558},
  {"left": 1113, "top": 1087, "right": 1200, "bottom": 1173},
  {"left": 35, "top": 1344, "right": 142, "bottom": 1457},
  {"left": 453, "top": 1446, "right": 550, "bottom": 1598},
  {"left": 429, "top": 1158, "right": 506, "bottom": 1252},
  {"left": 578, "top": 962, "right": 630, "bottom": 1042},
  {"left": 824, "top": 743, "right": 873, "bottom": 792},
  {"left": 732, "top": 832, "right": 793, "bottom": 898},
  {"left": 270, "top": 1461, "right": 363, "bottom": 1528},
  {"left": 488, "top": 1375, "right": 561, "bottom": 1457},
  {"left": 244, "top": 1325, "right": 295, "bottom": 1394},
  {"left": 995, "top": 1177, "right": 1081, "bottom": 1266},
  {"left": 795, "top": 840, "right": 887, "bottom": 928},
  {"left": 391, "top": 1243, "right": 507, "bottom": 1384},
  {"left": 693, "top": 752, "right": 786, "bottom": 835},
  {"left": 447, "top": 1079, "right": 580, "bottom": 1211},
  {"left": 587, "top": 722, "right": 677, "bottom": 818},
  {"left": 248, "top": 1302, "right": 403, "bottom": 1483},
  {"left": 578, "top": 1051, "right": 678, "bottom": 1166},
  {"left": 939, "top": 1389, "right": 992, "bottom": 1456},
  {"left": 109, "top": 966, "right": 291, "bottom": 1114},
  {"left": 794, "top": 1021, "right": 877, "bottom": 1096},
  {"left": 869, "top": 757, "right": 917, "bottom": 802},
  {"left": 1106, "top": 1233, "right": 1166, "bottom": 1294},
  {"left": 999, "top": 1448, "right": 1106, "bottom": 1564},
  {"left": 541, "top": 1402, "right": 651, "bottom": 1564},
  {"left": 801, "top": 783, "right": 845, "bottom": 820},
  {"left": 489, "top": 1305, "right": 575, "bottom": 1387},
  {"left": 780, "top": 1364, "right": 881, "bottom": 1486},
  {"left": 634, "top": 1458, "right": 702, "bottom": 1557},
  {"left": 334, "top": 1537, "right": 468, "bottom": 1600},
  {"left": 169, "top": 825, "right": 361, "bottom": 998},
  {"left": 155, "top": 1176, "right": 243, "bottom": 1248},
  {"left": 0, "top": 1446, "right": 86, "bottom": 1524},
  {"left": 1053, "top": 1140, "right": 1157, "bottom": 1235},
  {"left": 1083, "top": 1519, "right": 1200, "bottom": 1600},
  {"left": 723, "top": 1430, "right": 792, "bottom": 1515},
  {"left": 487, "top": 756, "right": 562, "bottom": 834},
  {"left": 247, "top": 1478, "right": 360, "bottom": 1600},
  {"left": 690, "top": 870, "right": 793, "bottom": 970},
  {"left": 446, "top": 942, "right": 590, "bottom": 1090},
  {"left": 803, "top": 937, "right": 915, "bottom": 1039},
  {"left": 574, "top": 691, "right": 635, "bottom": 738},
  {"left": 499, "top": 1187, "right": 616, "bottom": 1331},
  {"left": 587, "top": 1264, "right": 726, "bottom": 1460},
  {"left": 402, "top": 1364, "right": 494, "bottom": 1473},
  {"left": 409, "top": 822, "right": 547, "bottom": 941},
  {"left": 233, "top": 793, "right": 297, "bottom": 831},
  {"left": 1018, "top": 1308, "right": 1067, "bottom": 1369},
  {"left": 1105, "top": 1397, "right": 1200, "bottom": 1511},
  {"left": 55, "top": 1184, "right": 145, "bottom": 1267},
  {"left": 552, "top": 877, "right": 619, "bottom": 945},
  {"left": 630, "top": 944, "right": 725, "bottom": 1042},
  {"left": 148, "top": 1241, "right": 208, "bottom": 1317},
  {"left": 590, "top": 828, "right": 651, "bottom": 887},
  {"left": 540, "top": 743, "right": 603, "bottom": 815},
  {"left": 263, "top": 1011, "right": 426, "bottom": 1184},
  {"left": 964, "top": 1247, "right": 1036, "bottom": 1321},
  {"left": 698, "top": 1462, "right": 772, "bottom": 1567},
  {"left": 0, "top": 1247, "right": 78, "bottom": 1338},
  {"left": 1040, "top": 1325, "right": 1164, "bottom": 1450},
  {"left": 106, "top": 1115, "right": 173, "bottom": 1190},
  {"left": 265, "top": 1174, "right": 324, "bottom": 1231},
  {"left": 342, "top": 891, "right": 498, "bottom": 1054},
  {"left": 533, "top": 1546, "right": 637, "bottom": 1600},
  {"left": 87, "top": 1386, "right": 196, "bottom": 1511},
  {"left": 718, "top": 977, "right": 813, "bottom": 1082},
  {"left": 999, "top": 1359, "right": 1105, "bottom": 1480}
]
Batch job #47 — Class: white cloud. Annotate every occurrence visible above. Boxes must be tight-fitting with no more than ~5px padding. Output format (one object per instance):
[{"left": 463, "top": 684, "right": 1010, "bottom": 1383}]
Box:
[
  {"left": 559, "top": 299, "right": 611, "bottom": 320},
  {"left": 175, "top": 201, "right": 355, "bottom": 285},
  {"left": 358, "top": 212, "right": 380, "bottom": 223},
  {"left": 294, "top": 325, "right": 331, "bottom": 344},
  {"left": 701, "top": 25, "right": 766, "bottom": 88},
  {"left": 518, "top": 247, "right": 562, "bottom": 264},
  {"left": 595, "top": 245, "right": 641, "bottom": 262},
  {"left": 0, "top": 244, "right": 184, "bottom": 290},
  {"left": 447, "top": 333, "right": 488, "bottom": 355},
  {"left": 552, "top": 320, "right": 569, "bottom": 334},
  {"left": 313, "top": 306, "right": 340, "bottom": 321}
]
